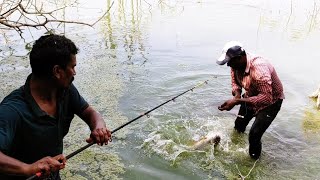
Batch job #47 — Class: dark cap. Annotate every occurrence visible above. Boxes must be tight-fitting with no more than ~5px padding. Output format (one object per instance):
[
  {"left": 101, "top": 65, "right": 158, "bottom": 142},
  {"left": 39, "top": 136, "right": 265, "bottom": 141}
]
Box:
[{"left": 217, "top": 41, "right": 244, "bottom": 65}]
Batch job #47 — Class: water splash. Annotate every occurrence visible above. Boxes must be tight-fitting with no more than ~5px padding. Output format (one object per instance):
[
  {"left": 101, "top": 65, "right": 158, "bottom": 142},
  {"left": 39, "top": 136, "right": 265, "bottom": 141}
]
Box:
[{"left": 138, "top": 115, "right": 265, "bottom": 178}]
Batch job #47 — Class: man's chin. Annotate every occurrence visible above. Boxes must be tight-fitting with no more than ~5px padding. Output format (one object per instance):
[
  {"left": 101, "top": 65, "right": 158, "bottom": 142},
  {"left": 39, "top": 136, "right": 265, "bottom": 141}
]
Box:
[{"left": 70, "top": 77, "right": 74, "bottom": 84}]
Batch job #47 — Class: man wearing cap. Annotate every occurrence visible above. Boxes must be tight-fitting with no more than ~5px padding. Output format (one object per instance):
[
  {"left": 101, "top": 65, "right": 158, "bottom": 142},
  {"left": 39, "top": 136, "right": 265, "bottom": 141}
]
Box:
[{"left": 216, "top": 41, "right": 284, "bottom": 159}]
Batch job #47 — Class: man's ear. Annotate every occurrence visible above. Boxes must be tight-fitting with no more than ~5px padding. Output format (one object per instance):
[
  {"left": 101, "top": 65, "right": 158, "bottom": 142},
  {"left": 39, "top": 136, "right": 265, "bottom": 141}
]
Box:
[{"left": 53, "top": 65, "right": 61, "bottom": 79}]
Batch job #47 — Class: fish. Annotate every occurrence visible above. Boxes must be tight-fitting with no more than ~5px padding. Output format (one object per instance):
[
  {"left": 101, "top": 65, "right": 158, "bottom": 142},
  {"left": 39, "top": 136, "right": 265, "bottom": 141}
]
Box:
[{"left": 190, "top": 132, "right": 221, "bottom": 150}]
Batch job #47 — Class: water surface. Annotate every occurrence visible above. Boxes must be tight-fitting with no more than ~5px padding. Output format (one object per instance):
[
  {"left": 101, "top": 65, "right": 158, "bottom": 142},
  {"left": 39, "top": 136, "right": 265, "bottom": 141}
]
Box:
[{"left": 1, "top": 0, "right": 320, "bottom": 179}]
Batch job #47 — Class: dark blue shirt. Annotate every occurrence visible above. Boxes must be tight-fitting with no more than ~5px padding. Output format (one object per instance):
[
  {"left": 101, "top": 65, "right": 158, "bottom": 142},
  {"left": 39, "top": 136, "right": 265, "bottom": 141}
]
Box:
[{"left": 0, "top": 74, "right": 88, "bottom": 179}]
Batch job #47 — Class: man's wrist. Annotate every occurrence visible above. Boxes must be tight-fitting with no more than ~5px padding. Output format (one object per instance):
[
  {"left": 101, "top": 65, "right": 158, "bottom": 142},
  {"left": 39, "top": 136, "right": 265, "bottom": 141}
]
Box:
[
  {"left": 234, "top": 98, "right": 241, "bottom": 105},
  {"left": 234, "top": 95, "right": 241, "bottom": 99},
  {"left": 19, "top": 162, "right": 30, "bottom": 176}
]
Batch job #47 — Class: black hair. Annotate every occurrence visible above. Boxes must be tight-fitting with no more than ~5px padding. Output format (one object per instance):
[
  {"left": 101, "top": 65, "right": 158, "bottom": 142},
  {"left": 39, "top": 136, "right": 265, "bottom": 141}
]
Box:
[{"left": 29, "top": 34, "right": 78, "bottom": 78}]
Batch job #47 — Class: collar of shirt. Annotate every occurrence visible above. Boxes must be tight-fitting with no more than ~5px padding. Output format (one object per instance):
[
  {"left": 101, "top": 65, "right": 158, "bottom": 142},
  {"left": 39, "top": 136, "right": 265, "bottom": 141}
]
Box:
[
  {"left": 24, "top": 74, "right": 48, "bottom": 118},
  {"left": 244, "top": 52, "right": 252, "bottom": 75},
  {"left": 23, "top": 74, "right": 67, "bottom": 119}
]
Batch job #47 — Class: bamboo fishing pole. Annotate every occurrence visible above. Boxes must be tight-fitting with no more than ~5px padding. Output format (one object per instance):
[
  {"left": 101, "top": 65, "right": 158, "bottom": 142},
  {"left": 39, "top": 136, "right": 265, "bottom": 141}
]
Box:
[{"left": 26, "top": 76, "right": 216, "bottom": 180}]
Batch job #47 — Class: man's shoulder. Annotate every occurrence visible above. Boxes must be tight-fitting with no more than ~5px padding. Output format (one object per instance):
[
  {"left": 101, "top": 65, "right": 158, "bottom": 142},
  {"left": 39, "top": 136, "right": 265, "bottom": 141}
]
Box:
[
  {"left": 0, "top": 86, "right": 26, "bottom": 109},
  {"left": 248, "top": 53, "right": 271, "bottom": 65},
  {"left": 64, "top": 83, "right": 80, "bottom": 97}
]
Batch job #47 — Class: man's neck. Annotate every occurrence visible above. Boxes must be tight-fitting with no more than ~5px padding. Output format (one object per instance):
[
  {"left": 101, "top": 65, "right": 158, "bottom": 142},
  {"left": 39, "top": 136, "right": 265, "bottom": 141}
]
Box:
[
  {"left": 30, "top": 75, "right": 58, "bottom": 116},
  {"left": 30, "top": 75, "right": 57, "bottom": 100}
]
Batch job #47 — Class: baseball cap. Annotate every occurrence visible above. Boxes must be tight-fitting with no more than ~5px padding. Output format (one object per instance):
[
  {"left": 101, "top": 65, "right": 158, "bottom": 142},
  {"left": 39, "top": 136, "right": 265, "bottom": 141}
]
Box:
[{"left": 216, "top": 41, "right": 244, "bottom": 65}]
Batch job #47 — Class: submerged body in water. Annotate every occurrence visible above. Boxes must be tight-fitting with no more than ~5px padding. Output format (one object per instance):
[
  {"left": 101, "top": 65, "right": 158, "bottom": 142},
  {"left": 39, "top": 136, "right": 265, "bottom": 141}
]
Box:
[{"left": 190, "top": 132, "right": 221, "bottom": 150}]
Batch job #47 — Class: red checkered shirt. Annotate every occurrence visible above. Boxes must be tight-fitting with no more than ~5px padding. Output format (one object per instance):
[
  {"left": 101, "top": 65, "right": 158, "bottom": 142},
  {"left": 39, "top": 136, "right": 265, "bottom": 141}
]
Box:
[{"left": 231, "top": 53, "right": 285, "bottom": 113}]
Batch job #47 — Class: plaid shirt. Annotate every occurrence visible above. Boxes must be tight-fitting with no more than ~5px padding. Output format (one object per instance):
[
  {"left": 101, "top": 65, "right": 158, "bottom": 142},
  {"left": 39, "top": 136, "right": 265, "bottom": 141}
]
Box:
[{"left": 231, "top": 53, "right": 285, "bottom": 113}]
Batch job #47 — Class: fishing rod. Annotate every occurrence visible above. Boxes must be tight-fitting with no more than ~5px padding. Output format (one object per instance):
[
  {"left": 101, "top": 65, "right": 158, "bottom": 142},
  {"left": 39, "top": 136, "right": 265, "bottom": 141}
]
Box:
[{"left": 26, "top": 76, "right": 216, "bottom": 180}]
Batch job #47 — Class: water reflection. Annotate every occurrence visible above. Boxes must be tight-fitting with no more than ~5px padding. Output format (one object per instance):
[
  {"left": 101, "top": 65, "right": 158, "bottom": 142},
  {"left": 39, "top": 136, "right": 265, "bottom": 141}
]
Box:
[
  {"left": 257, "top": 0, "right": 320, "bottom": 41},
  {"left": 100, "top": 0, "right": 150, "bottom": 66}
]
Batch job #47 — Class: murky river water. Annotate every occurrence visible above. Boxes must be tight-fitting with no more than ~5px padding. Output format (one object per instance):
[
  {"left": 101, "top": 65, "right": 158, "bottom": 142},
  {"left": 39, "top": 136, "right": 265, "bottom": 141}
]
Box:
[{"left": 1, "top": 0, "right": 320, "bottom": 179}]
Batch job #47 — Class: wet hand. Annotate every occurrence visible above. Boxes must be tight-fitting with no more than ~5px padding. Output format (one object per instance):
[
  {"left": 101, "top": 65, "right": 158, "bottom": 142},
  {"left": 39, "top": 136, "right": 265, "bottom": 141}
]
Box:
[
  {"left": 218, "top": 99, "right": 237, "bottom": 111},
  {"left": 86, "top": 127, "right": 112, "bottom": 146},
  {"left": 25, "top": 154, "right": 66, "bottom": 177}
]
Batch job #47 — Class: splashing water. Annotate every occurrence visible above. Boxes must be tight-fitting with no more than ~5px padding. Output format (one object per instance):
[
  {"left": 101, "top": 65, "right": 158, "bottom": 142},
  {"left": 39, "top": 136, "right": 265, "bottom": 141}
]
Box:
[{"left": 138, "top": 114, "right": 264, "bottom": 178}]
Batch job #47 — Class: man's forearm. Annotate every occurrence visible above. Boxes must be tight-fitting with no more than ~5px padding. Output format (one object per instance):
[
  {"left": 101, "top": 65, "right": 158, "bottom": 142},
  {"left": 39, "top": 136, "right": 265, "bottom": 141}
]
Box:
[
  {"left": 0, "top": 151, "right": 28, "bottom": 176},
  {"left": 81, "top": 106, "right": 106, "bottom": 130},
  {"left": 234, "top": 97, "right": 254, "bottom": 106},
  {"left": 89, "top": 111, "right": 106, "bottom": 130}
]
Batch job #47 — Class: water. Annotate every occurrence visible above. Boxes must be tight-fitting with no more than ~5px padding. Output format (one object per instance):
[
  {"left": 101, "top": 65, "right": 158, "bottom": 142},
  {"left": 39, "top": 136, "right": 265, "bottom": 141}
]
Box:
[{"left": 1, "top": 0, "right": 320, "bottom": 179}]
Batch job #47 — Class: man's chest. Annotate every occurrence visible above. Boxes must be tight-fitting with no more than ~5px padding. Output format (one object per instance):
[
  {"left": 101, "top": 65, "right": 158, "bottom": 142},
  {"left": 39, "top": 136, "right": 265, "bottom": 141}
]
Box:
[{"left": 235, "top": 72, "right": 253, "bottom": 91}]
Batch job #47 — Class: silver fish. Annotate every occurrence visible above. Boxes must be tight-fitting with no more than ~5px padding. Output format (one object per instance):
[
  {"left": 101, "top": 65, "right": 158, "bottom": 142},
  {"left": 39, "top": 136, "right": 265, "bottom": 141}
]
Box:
[{"left": 191, "top": 132, "right": 221, "bottom": 150}]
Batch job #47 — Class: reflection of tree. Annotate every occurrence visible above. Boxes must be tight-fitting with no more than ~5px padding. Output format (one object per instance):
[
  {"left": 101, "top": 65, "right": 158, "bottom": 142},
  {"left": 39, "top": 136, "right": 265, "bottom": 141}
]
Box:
[
  {"left": 105, "top": 0, "right": 116, "bottom": 50},
  {"left": 257, "top": 0, "right": 320, "bottom": 41},
  {"left": 101, "top": 0, "right": 151, "bottom": 66},
  {"left": 158, "top": 0, "right": 184, "bottom": 15},
  {"left": 307, "top": 0, "right": 320, "bottom": 33}
]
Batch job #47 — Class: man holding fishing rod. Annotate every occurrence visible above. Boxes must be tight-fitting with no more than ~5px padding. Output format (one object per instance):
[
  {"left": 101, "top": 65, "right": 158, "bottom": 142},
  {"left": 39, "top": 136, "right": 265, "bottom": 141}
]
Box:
[
  {"left": 0, "top": 34, "right": 112, "bottom": 179},
  {"left": 216, "top": 41, "right": 284, "bottom": 160}
]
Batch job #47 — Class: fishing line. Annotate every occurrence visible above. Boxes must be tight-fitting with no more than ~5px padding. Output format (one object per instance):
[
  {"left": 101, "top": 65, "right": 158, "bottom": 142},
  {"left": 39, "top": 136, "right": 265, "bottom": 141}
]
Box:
[
  {"left": 26, "top": 75, "right": 217, "bottom": 180},
  {"left": 236, "top": 159, "right": 259, "bottom": 180}
]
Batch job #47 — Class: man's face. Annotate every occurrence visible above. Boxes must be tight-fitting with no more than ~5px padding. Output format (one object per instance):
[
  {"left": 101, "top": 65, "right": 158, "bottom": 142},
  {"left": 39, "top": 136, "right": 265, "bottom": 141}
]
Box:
[
  {"left": 58, "top": 55, "right": 77, "bottom": 88},
  {"left": 227, "top": 56, "right": 241, "bottom": 69}
]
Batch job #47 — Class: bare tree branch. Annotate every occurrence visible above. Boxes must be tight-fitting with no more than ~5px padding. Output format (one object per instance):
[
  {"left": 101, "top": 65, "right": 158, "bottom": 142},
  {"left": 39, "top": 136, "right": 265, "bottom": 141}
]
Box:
[
  {"left": 0, "top": 0, "right": 23, "bottom": 17},
  {"left": 91, "top": 1, "right": 114, "bottom": 26},
  {"left": 0, "top": 0, "right": 114, "bottom": 38}
]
